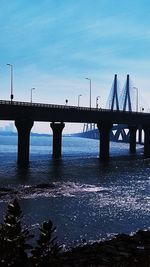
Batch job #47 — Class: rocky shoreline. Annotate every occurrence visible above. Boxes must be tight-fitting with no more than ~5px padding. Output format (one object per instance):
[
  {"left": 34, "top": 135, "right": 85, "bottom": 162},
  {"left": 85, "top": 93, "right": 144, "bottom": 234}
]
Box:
[{"left": 59, "top": 230, "right": 150, "bottom": 266}]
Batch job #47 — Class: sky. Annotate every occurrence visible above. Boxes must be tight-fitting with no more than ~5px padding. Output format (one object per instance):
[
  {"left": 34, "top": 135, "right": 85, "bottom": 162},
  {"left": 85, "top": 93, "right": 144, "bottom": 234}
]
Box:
[{"left": 0, "top": 0, "right": 150, "bottom": 133}]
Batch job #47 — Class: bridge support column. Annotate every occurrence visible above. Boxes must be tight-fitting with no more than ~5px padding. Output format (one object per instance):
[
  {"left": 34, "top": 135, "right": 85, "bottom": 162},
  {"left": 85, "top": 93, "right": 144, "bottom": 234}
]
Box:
[
  {"left": 138, "top": 127, "right": 142, "bottom": 144},
  {"left": 15, "top": 119, "right": 34, "bottom": 167},
  {"left": 97, "top": 121, "right": 113, "bottom": 161},
  {"left": 143, "top": 125, "right": 150, "bottom": 158},
  {"left": 50, "top": 122, "right": 65, "bottom": 158},
  {"left": 129, "top": 125, "right": 137, "bottom": 153}
]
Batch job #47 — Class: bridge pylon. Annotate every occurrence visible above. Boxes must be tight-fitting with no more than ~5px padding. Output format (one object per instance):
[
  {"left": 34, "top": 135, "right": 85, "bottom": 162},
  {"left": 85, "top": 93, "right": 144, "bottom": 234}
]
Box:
[
  {"left": 120, "top": 74, "right": 132, "bottom": 112},
  {"left": 110, "top": 74, "right": 119, "bottom": 110},
  {"left": 106, "top": 74, "right": 120, "bottom": 110},
  {"left": 83, "top": 123, "right": 96, "bottom": 132}
]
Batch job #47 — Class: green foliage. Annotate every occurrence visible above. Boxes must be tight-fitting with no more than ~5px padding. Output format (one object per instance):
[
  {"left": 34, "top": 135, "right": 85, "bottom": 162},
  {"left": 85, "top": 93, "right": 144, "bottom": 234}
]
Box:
[
  {"left": 0, "top": 199, "right": 61, "bottom": 267},
  {"left": 31, "top": 220, "right": 61, "bottom": 266}
]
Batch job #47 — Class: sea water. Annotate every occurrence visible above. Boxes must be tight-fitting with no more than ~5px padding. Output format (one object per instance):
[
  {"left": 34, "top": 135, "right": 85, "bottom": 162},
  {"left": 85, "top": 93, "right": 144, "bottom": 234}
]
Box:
[{"left": 0, "top": 135, "right": 149, "bottom": 247}]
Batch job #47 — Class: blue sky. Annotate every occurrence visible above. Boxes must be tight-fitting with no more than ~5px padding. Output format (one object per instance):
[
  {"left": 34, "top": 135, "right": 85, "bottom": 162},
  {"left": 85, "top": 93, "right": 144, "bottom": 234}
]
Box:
[{"left": 0, "top": 0, "right": 150, "bottom": 133}]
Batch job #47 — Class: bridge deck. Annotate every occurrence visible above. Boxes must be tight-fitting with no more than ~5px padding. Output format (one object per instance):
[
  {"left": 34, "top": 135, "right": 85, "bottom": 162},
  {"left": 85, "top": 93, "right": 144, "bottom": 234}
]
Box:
[{"left": 0, "top": 100, "right": 149, "bottom": 125}]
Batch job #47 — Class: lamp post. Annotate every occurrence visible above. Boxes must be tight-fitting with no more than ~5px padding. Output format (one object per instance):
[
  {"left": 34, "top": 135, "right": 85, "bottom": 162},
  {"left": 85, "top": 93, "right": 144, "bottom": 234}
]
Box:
[
  {"left": 78, "top": 94, "right": 82, "bottom": 107},
  {"left": 31, "top": 88, "right": 35, "bottom": 103},
  {"left": 96, "top": 96, "right": 100, "bottom": 108},
  {"left": 85, "top": 78, "right": 91, "bottom": 109},
  {"left": 133, "top": 87, "right": 138, "bottom": 112},
  {"left": 140, "top": 106, "right": 144, "bottom": 112},
  {"left": 7, "top": 63, "right": 14, "bottom": 102}
]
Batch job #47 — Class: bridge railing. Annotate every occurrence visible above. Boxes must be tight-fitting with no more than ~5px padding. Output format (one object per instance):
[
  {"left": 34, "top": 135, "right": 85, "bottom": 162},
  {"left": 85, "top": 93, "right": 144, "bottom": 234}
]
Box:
[
  {"left": 0, "top": 99, "right": 108, "bottom": 111},
  {"left": 0, "top": 99, "right": 148, "bottom": 115}
]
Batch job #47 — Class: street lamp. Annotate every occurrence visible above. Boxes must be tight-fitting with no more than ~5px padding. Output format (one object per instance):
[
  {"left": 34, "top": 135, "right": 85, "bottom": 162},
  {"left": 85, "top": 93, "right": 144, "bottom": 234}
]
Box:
[
  {"left": 85, "top": 78, "right": 91, "bottom": 109},
  {"left": 31, "top": 88, "right": 35, "bottom": 103},
  {"left": 78, "top": 94, "right": 82, "bottom": 107},
  {"left": 7, "top": 63, "right": 14, "bottom": 102},
  {"left": 96, "top": 96, "right": 100, "bottom": 108},
  {"left": 133, "top": 87, "right": 138, "bottom": 112}
]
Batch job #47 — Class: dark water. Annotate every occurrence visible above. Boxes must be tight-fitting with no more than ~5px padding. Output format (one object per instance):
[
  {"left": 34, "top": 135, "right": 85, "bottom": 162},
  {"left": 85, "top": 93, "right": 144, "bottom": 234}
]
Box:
[{"left": 0, "top": 135, "right": 149, "bottom": 247}]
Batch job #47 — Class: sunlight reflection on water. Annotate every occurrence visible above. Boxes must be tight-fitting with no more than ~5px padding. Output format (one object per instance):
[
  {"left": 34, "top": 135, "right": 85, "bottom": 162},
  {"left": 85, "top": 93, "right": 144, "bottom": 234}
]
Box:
[{"left": 0, "top": 136, "right": 149, "bottom": 246}]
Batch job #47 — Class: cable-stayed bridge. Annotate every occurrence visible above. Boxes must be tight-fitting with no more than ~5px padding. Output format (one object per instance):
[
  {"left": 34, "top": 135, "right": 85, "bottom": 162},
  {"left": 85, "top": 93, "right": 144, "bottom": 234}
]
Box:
[
  {"left": 0, "top": 74, "right": 150, "bottom": 166},
  {"left": 82, "top": 74, "right": 145, "bottom": 144}
]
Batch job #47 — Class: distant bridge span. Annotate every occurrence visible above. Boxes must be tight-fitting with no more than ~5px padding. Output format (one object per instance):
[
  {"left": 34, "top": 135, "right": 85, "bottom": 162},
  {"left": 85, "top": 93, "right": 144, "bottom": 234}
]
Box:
[{"left": 0, "top": 100, "right": 150, "bottom": 166}]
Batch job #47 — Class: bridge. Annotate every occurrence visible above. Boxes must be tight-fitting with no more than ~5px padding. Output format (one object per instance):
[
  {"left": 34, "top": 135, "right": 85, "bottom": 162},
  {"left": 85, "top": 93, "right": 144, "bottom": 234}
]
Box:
[
  {"left": 0, "top": 89, "right": 150, "bottom": 166},
  {"left": 82, "top": 74, "right": 147, "bottom": 144},
  {"left": 81, "top": 124, "right": 143, "bottom": 144}
]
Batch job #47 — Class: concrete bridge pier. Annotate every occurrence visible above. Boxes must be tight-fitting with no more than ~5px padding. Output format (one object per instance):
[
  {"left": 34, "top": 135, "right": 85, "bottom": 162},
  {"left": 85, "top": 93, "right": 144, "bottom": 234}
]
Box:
[
  {"left": 15, "top": 119, "right": 34, "bottom": 167},
  {"left": 138, "top": 126, "right": 142, "bottom": 144},
  {"left": 97, "top": 121, "right": 113, "bottom": 160},
  {"left": 50, "top": 122, "right": 65, "bottom": 158},
  {"left": 128, "top": 125, "right": 137, "bottom": 153},
  {"left": 143, "top": 125, "right": 150, "bottom": 158}
]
